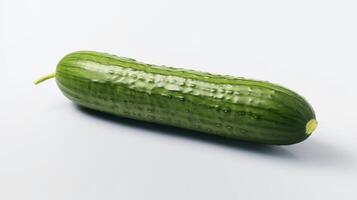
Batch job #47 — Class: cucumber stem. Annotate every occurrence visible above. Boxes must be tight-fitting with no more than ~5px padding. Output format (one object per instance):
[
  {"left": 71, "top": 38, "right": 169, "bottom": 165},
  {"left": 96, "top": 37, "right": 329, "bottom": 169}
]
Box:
[{"left": 33, "top": 72, "right": 56, "bottom": 85}]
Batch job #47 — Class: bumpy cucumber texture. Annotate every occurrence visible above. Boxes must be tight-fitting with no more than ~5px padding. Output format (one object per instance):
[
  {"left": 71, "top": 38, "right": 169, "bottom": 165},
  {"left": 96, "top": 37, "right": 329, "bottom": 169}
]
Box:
[{"left": 35, "top": 51, "right": 317, "bottom": 145}]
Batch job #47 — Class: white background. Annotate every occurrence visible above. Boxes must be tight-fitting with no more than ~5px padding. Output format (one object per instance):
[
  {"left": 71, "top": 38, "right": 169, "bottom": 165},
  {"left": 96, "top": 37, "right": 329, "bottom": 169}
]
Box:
[{"left": 1, "top": 0, "right": 356, "bottom": 199}]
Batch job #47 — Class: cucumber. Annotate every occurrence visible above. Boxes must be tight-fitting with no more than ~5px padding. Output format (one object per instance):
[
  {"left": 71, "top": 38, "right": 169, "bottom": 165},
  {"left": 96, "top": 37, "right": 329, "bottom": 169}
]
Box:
[{"left": 35, "top": 51, "right": 317, "bottom": 145}]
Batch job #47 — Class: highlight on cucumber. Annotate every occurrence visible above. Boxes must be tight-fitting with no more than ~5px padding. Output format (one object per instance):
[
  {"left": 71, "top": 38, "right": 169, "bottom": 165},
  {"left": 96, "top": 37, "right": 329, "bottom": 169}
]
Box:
[{"left": 35, "top": 51, "right": 317, "bottom": 145}]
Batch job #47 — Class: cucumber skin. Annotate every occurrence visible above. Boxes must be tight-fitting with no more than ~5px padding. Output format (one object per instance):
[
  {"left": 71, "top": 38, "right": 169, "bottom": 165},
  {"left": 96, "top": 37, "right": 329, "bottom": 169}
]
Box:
[{"left": 56, "top": 51, "right": 316, "bottom": 145}]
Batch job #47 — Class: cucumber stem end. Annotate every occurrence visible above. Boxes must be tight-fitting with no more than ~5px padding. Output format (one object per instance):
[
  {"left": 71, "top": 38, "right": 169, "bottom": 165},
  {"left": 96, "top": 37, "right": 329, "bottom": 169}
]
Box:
[{"left": 34, "top": 72, "right": 56, "bottom": 85}]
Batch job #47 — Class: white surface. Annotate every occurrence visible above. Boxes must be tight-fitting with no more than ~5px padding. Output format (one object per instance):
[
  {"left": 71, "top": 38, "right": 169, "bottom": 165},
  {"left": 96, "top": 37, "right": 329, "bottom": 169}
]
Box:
[{"left": 1, "top": 0, "right": 356, "bottom": 199}]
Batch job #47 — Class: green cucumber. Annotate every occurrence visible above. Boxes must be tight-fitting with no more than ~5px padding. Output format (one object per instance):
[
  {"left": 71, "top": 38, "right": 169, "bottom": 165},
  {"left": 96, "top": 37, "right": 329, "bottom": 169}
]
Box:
[{"left": 35, "top": 51, "right": 317, "bottom": 145}]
